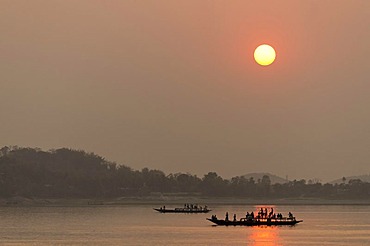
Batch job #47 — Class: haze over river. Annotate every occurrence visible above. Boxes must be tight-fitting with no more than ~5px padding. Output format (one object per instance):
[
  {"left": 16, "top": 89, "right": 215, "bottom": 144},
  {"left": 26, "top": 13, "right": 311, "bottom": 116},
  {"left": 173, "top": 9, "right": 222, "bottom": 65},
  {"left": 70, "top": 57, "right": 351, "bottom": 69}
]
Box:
[{"left": 0, "top": 204, "right": 369, "bottom": 245}]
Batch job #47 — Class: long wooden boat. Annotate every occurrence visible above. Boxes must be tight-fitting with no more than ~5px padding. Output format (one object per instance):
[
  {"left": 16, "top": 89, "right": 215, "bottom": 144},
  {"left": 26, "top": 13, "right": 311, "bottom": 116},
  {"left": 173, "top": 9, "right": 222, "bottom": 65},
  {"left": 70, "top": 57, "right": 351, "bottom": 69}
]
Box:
[
  {"left": 207, "top": 217, "right": 303, "bottom": 226},
  {"left": 154, "top": 208, "right": 211, "bottom": 213}
]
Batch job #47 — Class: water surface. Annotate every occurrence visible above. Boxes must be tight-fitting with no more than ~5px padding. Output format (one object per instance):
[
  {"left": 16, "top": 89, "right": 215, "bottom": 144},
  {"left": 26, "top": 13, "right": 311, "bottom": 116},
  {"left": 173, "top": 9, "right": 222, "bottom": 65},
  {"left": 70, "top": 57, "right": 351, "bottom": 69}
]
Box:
[{"left": 0, "top": 204, "right": 369, "bottom": 245}]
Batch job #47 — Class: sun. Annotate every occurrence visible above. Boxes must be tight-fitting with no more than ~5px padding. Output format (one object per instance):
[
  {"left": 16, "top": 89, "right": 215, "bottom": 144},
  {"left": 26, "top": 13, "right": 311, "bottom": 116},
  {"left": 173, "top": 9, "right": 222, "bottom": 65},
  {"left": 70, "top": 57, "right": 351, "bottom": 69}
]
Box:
[{"left": 254, "top": 44, "right": 276, "bottom": 66}]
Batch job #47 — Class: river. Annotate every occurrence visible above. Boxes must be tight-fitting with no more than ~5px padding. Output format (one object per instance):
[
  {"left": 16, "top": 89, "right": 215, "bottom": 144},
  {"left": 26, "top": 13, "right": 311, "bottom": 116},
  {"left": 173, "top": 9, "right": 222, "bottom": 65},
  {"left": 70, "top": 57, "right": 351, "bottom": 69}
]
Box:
[{"left": 0, "top": 204, "right": 369, "bottom": 245}]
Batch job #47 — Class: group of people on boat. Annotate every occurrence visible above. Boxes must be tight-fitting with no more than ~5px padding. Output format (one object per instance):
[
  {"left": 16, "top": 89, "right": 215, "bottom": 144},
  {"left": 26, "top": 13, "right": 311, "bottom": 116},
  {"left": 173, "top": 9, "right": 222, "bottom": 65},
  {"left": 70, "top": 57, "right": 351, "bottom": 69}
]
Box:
[
  {"left": 254, "top": 207, "right": 294, "bottom": 220},
  {"left": 211, "top": 207, "right": 295, "bottom": 222},
  {"left": 182, "top": 203, "right": 208, "bottom": 211},
  {"left": 158, "top": 204, "right": 208, "bottom": 211},
  {"left": 214, "top": 212, "right": 239, "bottom": 222},
  {"left": 257, "top": 207, "right": 272, "bottom": 218}
]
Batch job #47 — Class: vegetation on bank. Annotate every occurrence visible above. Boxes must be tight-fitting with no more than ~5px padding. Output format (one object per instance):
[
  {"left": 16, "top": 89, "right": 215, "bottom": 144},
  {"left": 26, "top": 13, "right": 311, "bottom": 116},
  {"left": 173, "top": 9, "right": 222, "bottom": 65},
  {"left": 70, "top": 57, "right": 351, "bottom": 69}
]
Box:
[{"left": 0, "top": 146, "right": 369, "bottom": 199}]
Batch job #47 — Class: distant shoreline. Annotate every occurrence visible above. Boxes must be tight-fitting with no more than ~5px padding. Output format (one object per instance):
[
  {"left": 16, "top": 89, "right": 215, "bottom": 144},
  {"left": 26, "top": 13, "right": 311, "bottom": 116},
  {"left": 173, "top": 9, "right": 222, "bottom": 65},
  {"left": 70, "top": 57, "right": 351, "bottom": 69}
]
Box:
[{"left": 1, "top": 196, "right": 370, "bottom": 207}]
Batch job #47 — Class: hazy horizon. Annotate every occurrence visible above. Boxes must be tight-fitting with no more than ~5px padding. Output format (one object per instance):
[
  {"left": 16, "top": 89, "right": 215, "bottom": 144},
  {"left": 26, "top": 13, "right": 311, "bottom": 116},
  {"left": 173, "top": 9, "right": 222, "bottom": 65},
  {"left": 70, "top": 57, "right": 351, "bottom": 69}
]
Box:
[{"left": 1, "top": 1, "right": 370, "bottom": 182}]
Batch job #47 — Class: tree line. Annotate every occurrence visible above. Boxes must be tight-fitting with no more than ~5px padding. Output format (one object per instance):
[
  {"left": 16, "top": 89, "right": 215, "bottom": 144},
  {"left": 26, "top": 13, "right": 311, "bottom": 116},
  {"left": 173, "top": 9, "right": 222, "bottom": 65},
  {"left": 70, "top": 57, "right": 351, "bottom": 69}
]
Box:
[{"left": 0, "top": 146, "right": 369, "bottom": 199}]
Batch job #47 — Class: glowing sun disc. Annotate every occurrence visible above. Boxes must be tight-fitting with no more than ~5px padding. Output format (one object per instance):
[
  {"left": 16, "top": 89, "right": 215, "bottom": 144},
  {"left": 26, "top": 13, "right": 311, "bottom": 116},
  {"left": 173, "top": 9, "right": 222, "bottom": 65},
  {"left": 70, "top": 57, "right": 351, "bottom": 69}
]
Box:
[{"left": 254, "top": 44, "right": 276, "bottom": 66}]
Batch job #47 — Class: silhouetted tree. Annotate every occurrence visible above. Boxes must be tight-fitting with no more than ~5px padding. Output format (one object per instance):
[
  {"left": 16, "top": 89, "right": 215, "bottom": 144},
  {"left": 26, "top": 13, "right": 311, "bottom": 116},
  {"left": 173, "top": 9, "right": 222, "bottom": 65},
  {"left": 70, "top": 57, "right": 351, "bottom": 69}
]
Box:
[{"left": 0, "top": 146, "right": 369, "bottom": 199}]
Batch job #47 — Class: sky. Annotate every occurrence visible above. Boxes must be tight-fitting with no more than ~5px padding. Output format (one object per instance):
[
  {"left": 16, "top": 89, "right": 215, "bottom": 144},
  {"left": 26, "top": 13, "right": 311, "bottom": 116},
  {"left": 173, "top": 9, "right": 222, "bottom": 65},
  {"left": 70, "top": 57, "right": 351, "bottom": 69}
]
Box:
[{"left": 1, "top": 0, "right": 369, "bottom": 181}]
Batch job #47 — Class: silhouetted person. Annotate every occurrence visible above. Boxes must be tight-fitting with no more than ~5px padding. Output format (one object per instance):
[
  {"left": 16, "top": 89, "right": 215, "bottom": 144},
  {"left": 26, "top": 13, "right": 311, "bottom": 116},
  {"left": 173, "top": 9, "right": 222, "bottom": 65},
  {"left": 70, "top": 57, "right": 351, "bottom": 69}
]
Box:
[
  {"left": 288, "top": 212, "right": 293, "bottom": 219},
  {"left": 225, "top": 212, "right": 229, "bottom": 221},
  {"left": 251, "top": 212, "right": 254, "bottom": 219},
  {"left": 233, "top": 214, "right": 236, "bottom": 221},
  {"left": 259, "top": 208, "right": 263, "bottom": 218},
  {"left": 268, "top": 208, "right": 274, "bottom": 218}
]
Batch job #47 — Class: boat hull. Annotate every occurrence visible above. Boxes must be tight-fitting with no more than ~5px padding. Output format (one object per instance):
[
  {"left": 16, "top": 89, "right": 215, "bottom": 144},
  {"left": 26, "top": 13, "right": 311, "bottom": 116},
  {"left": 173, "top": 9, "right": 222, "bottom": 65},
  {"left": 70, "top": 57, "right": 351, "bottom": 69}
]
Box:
[{"left": 207, "top": 218, "right": 303, "bottom": 226}]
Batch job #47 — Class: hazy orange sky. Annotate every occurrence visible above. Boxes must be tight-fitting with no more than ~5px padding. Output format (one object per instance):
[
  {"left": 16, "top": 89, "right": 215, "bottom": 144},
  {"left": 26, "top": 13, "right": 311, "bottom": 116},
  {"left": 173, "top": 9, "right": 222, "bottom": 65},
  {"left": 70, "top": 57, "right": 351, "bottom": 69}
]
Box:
[{"left": 1, "top": 0, "right": 369, "bottom": 181}]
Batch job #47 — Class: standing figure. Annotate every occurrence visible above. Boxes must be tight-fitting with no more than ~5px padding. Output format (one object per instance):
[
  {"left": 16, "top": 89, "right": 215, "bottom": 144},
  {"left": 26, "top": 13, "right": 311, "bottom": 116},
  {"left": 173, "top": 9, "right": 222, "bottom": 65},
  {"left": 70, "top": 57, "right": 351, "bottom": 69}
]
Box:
[{"left": 268, "top": 208, "right": 274, "bottom": 218}]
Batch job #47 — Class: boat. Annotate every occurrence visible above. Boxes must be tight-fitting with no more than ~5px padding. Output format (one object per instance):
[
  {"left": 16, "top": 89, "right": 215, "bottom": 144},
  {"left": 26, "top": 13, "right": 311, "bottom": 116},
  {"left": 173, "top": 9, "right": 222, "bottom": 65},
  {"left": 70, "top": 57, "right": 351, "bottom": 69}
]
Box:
[
  {"left": 207, "top": 209, "right": 303, "bottom": 226},
  {"left": 154, "top": 207, "right": 211, "bottom": 213},
  {"left": 207, "top": 217, "right": 302, "bottom": 226}
]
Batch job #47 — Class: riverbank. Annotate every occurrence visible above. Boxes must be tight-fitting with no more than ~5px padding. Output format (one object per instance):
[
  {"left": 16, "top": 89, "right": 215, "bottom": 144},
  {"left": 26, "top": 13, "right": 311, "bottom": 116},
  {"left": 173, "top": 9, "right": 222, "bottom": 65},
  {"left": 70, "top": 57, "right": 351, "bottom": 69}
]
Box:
[{"left": 1, "top": 196, "right": 370, "bottom": 206}]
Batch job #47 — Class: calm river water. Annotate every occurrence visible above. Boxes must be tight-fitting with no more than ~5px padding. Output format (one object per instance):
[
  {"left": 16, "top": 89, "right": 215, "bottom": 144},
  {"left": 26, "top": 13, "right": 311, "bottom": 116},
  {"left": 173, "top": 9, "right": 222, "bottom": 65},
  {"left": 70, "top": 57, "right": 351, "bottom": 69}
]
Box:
[{"left": 0, "top": 204, "right": 369, "bottom": 245}]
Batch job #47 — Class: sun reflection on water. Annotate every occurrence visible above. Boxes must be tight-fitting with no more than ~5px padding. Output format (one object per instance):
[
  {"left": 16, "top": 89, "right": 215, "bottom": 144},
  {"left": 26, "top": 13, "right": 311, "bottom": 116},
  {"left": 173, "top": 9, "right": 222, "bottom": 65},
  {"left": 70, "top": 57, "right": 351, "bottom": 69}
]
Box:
[
  {"left": 248, "top": 226, "right": 281, "bottom": 246},
  {"left": 247, "top": 205, "right": 281, "bottom": 245}
]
